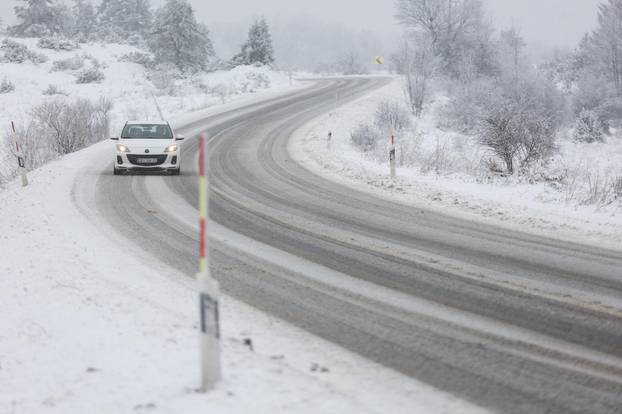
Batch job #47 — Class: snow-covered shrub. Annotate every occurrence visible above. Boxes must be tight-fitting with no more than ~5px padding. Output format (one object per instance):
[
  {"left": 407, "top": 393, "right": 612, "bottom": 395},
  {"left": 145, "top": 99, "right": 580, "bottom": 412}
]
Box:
[
  {"left": 75, "top": 67, "right": 105, "bottom": 84},
  {"left": 374, "top": 99, "right": 412, "bottom": 133},
  {"left": 210, "top": 83, "right": 232, "bottom": 103},
  {"left": 120, "top": 51, "right": 153, "bottom": 67},
  {"left": 351, "top": 124, "right": 382, "bottom": 152},
  {"left": 42, "top": 84, "right": 68, "bottom": 96},
  {"left": 5, "top": 121, "right": 56, "bottom": 171},
  {"left": 51, "top": 55, "right": 85, "bottom": 72},
  {"left": 148, "top": 64, "right": 179, "bottom": 94},
  {"left": 37, "top": 37, "right": 79, "bottom": 51},
  {"left": 246, "top": 70, "right": 271, "bottom": 91},
  {"left": 573, "top": 109, "right": 605, "bottom": 143},
  {"left": 0, "top": 78, "right": 15, "bottom": 93},
  {"left": 582, "top": 172, "right": 622, "bottom": 207},
  {"left": 1, "top": 38, "right": 47, "bottom": 64},
  {"left": 31, "top": 97, "right": 112, "bottom": 155}
]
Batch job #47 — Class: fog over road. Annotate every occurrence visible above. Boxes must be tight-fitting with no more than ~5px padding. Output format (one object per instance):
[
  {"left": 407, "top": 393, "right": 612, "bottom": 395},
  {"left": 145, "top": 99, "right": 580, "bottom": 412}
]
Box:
[{"left": 84, "top": 78, "right": 622, "bottom": 413}]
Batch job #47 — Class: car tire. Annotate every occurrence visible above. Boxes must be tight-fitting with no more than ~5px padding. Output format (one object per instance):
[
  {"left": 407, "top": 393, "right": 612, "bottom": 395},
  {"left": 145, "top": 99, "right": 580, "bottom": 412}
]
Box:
[
  {"left": 171, "top": 168, "right": 181, "bottom": 176},
  {"left": 113, "top": 167, "right": 122, "bottom": 176}
]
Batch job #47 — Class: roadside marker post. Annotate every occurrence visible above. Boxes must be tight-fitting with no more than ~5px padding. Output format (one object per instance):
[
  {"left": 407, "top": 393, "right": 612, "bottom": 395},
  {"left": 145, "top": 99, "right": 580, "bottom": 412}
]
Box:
[
  {"left": 389, "top": 129, "right": 396, "bottom": 180},
  {"left": 197, "top": 133, "right": 222, "bottom": 392},
  {"left": 11, "top": 122, "right": 28, "bottom": 187}
]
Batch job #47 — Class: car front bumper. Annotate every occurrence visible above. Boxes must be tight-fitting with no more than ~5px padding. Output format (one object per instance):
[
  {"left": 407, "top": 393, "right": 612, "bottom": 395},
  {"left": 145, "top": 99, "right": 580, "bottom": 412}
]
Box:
[{"left": 115, "top": 152, "right": 179, "bottom": 171}]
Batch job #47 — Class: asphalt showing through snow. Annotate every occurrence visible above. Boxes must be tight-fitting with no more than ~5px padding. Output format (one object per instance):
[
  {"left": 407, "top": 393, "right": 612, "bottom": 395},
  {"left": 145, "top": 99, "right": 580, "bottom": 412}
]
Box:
[{"left": 88, "top": 78, "right": 622, "bottom": 413}]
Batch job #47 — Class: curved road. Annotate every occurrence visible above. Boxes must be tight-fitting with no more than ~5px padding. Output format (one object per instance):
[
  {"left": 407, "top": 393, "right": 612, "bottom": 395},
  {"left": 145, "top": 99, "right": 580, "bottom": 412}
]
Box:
[{"left": 86, "top": 78, "right": 622, "bottom": 413}]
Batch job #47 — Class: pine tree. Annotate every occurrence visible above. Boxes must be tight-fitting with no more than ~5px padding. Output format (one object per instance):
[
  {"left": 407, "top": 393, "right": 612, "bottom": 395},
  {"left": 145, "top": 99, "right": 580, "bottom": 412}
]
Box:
[
  {"left": 97, "top": 0, "right": 152, "bottom": 42},
  {"left": 10, "top": 0, "right": 71, "bottom": 37},
  {"left": 232, "top": 17, "right": 275, "bottom": 66},
  {"left": 150, "top": 0, "right": 215, "bottom": 73},
  {"left": 72, "top": 0, "right": 97, "bottom": 41}
]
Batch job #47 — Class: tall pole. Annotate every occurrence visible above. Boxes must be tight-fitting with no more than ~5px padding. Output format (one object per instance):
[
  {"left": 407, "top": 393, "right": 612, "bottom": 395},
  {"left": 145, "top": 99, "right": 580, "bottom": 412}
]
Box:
[
  {"left": 197, "top": 133, "right": 221, "bottom": 392},
  {"left": 11, "top": 122, "right": 28, "bottom": 187}
]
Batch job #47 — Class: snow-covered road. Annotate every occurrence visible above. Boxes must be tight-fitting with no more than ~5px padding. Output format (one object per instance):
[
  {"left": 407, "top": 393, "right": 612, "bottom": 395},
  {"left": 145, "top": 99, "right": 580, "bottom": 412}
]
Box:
[
  {"left": 79, "top": 76, "right": 622, "bottom": 413},
  {"left": 0, "top": 80, "right": 482, "bottom": 414}
]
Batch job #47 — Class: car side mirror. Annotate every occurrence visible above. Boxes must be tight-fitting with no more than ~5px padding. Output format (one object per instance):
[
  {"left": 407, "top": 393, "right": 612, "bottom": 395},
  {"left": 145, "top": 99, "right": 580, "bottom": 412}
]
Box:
[
  {"left": 110, "top": 137, "right": 119, "bottom": 141},
  {"left": 176, "top": 135, "right": 185, "bottom": 141}
]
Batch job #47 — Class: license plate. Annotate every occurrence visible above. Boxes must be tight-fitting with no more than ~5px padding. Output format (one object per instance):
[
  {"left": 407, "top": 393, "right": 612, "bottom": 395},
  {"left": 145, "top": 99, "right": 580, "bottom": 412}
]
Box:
[{"left": 138, "top": 158, "right": 157, "bottom": 164}]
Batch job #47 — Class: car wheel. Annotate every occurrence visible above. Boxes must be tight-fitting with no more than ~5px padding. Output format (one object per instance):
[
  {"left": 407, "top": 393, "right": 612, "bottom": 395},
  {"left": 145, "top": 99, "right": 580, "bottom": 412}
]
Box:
[
  {"left": 171, "top": 168, "right": 181, "bottom": 176},
  {"left": 113, "top": 167, "right": 122, "bottom": 175}
]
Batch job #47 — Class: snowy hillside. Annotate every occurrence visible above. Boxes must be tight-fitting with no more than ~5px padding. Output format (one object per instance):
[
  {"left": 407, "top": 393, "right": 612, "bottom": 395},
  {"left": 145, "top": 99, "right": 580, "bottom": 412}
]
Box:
[{"left": 0, "top": 36, "right": 290, "bottom": 183}]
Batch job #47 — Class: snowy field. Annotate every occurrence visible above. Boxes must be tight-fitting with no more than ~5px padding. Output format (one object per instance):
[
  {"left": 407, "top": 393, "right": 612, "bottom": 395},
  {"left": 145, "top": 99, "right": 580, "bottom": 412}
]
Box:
[
  {"left": 0, "top": 37, "right": 292, "bottom": 183},
  {"left": 291, "top": 78, "right": 622, "bottom": 251}
]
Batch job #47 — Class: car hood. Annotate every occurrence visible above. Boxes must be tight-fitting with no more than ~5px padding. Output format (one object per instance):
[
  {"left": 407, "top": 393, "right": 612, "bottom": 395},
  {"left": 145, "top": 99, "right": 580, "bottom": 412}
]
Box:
[{"left": 119, "top": 139, "right": 175, "bottom": 152}]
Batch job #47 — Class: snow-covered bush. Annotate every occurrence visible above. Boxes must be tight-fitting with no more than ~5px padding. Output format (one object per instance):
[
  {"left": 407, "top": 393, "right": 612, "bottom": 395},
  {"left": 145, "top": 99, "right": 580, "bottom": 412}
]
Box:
[
  {"left": 51, "top": 55, "right": 85, "bottom": 72},
  {"left": 1, "top": 38, "right": 47, "bottom": 64},
  {"left": 0, "top": 78, "right": 15, "bottom": 93},
  {"left": 31, "top": 97, "right": 112, "bottom": 155},
  {"left": 75, "top": 67, "right": 105, "bottom": 84},
  {"left": 42, "top": 84, "right": 68, "bottom": 96},
  {"left": 37, "top": 36, "right": 79, "bottom": 51},
  {"left": 573, "top": 109, "right": 605, "bottom": 143},
  {"left": 120, "top": 51, "right": 153, "bottom": 67},
  {"left": 148, "top": 64, "right": 178, "bottom": 94},
  {"left": 374, "top": 99, "right": 412, "bottom": 133},
  {"left": 351, "top": 124, "right": 382, "bottom": 152},
  {"left": 210, "top": 83, "right": 232, "bottom": 103},
  {"left": 246, "top": 70, "right": 271, "bottom": 90}
]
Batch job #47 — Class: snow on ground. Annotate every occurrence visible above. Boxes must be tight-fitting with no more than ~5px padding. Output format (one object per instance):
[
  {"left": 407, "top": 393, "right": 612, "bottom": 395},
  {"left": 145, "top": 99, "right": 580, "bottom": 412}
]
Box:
[
  {"left": 290, "top": 77, "right": 622, "bottom": 251},
  {"left": 0, "top": 37, "right": 292, "bottom": 181},
  {"left": 0, "top": 86, "right": 486, "bottom": 413}
]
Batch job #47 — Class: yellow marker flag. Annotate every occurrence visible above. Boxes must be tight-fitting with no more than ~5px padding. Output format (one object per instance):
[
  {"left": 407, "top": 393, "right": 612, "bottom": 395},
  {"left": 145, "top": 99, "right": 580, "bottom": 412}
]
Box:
[{"left": 375, "top": 56, "right": 384, "bottom": 65}]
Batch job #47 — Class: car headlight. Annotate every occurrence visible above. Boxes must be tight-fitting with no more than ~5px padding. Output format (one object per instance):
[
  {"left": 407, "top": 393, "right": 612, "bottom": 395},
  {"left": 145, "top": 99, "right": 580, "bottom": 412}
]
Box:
[
  {"left": 164, "top": 144, "right": 178, "bottom": 153},
  {"left": 116, "top": 144, "right": 130, "bottom": 153}
]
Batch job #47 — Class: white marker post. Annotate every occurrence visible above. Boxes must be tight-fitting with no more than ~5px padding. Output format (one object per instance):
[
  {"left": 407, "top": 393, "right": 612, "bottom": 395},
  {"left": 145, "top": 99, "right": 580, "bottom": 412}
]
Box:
[
  {"left": 11, "top": 122, "right": 28, "bottom": 187},
  {"left": 389, "top": 129, "right": 396, "bottom": 180},
  {"left": 197, "top": 133, "right": 221, "bottom": 392}
]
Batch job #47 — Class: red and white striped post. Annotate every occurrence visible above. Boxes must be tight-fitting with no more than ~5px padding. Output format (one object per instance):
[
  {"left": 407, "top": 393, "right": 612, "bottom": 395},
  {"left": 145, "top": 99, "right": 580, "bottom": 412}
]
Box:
[
  {"left": 197, "top": 132, "right": 221, "bottom": 392},
  {"left": 389, "top": 128, "right": 396, "bottom": 180},
  {"left": 11, "top": 122, "right": 28, "bottom": 187}
]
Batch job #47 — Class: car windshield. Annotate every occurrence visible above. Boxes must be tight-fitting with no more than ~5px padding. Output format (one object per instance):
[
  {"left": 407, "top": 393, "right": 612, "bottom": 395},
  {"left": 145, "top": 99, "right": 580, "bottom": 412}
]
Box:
[{"left": 121, "top": 124, "right": 173, "bottom": 139}]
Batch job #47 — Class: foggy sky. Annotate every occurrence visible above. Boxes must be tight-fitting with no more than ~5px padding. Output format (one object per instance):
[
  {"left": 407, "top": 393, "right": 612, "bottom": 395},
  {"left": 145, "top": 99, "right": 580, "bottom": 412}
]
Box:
[{"left": 0, "top": 0, "right": 606, "bottom": 48}]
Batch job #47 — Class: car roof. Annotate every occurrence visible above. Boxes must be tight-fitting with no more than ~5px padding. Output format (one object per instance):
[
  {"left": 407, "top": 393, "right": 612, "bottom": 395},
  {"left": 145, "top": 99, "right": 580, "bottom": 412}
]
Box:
[{"left": 126, "top": 120, "right": 170, "bottom": 126}]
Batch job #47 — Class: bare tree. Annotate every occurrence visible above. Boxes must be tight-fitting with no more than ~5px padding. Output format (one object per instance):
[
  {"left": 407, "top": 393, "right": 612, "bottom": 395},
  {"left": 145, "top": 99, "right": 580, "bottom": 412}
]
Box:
[
  {"left": 393, "top": 34, "right": 438, "bottom": 116},
  {"left": 395, "top": 0, "right": 486, "bottom": 74}
]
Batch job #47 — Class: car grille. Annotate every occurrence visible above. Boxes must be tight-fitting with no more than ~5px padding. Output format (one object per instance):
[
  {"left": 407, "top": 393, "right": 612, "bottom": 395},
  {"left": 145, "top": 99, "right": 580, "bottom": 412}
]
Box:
[{"left": 127, "top": 154, "right": 168, "bottom": 166}]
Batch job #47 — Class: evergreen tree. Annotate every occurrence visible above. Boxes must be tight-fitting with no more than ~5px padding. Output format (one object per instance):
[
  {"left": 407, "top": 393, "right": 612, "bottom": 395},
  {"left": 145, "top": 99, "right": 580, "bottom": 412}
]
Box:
[
  {"left": 10, "top": 0, "right": 71, "bottom": 37},
  {"left": 97, "top": 0, "right": 152, "bottom": 42},
  {"left": 72, "top": 0, "right": 97, "bottom": 41},
  {"left": 150, "top": 0, "right": 215, "bottom": 73},
  {"left": 232, "top": 17, "right": 275, "bottom": 66}
]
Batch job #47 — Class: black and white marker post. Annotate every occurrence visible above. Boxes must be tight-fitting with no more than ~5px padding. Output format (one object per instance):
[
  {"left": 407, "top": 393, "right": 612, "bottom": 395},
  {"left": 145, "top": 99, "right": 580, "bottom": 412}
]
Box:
[
  {"left": 389, "top": 128, "right": 396, "bottom": 180},
  {"left": 197, "top": 133, "right": 222, "bottom": 392},
  {"left": 11, "top": 122, "right": 28, "bottom": 187}
]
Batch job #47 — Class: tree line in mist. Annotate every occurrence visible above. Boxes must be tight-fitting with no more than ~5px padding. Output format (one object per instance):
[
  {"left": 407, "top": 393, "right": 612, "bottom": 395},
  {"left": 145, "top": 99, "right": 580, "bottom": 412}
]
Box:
[{"left": 4, "top": 0, "right": 275, "bottom": 73}]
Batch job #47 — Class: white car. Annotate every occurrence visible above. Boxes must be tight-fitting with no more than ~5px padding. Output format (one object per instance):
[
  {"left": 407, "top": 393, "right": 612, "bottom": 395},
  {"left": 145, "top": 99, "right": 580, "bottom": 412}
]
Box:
[{"left": 111, "top": 121, "right": 184, "bottom": 175}]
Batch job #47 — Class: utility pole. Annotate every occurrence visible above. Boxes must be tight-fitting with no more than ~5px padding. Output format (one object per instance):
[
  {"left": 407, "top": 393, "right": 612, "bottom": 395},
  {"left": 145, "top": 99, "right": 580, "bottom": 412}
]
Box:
[{"left": 197, "top": 133, "right": 221, "bottom": 392}]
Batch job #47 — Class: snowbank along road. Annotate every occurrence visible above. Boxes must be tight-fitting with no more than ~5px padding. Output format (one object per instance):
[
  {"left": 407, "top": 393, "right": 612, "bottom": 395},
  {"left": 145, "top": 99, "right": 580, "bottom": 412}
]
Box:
[{"left": 81, "top": 77, "right": 622, "bottom": 413}]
